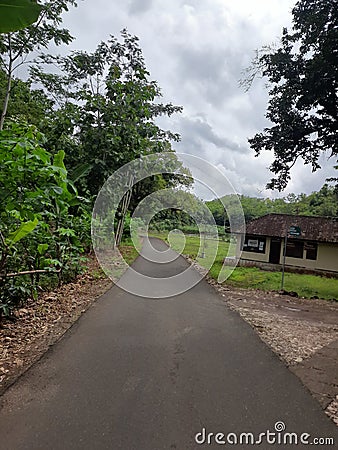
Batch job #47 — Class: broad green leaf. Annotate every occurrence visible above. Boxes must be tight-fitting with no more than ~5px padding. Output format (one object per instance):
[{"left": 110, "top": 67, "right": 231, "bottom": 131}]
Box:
[
  {"left": 58, "top": 227, "right": 76, "bottom": 237},
  {"left": 37, "top": 243, "right": 48, "bottom": 255},
  {"left": 25, "top": 210, "right": 36, "bottom": 221},
  {"left": 68, "top": 198, "right": 81, "bottom": 207},
  {"left": 53, "top": 150, "right": 66, "bottom": 172},
  {"left": 70, "top": 162, "right": 93, "bottom": 183},
  {"left": 66, "top": 178, "right": 78, "bottom": 196},
  {"left": 44, "top": 258, "right": 62, "bottom": 267},
  {"left": 33, "top": 147, "right": 51, "bottom": 163},
  {"left": 0, "top": 0, "right": 42, "bottom": 33},
  {"left": 6, "top": 217, "right": 39, "bottom": 246},
  {"left": 50, "top": 165, "right": 67, "bottom": 177},
  {"left": 52, "top": 151, "right": 70, "bottom": 196}
]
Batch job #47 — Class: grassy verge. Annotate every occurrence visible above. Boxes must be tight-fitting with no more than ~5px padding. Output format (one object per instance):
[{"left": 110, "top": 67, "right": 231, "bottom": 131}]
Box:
[
  {"left": 213, "top": 263, "right": 337, "bottom": 300},
  {"left": 150, "top": 231, "right": 338, "bottom": 301},
  {"left": 119, "top": 237, "right": 140, "bottom": 265}
]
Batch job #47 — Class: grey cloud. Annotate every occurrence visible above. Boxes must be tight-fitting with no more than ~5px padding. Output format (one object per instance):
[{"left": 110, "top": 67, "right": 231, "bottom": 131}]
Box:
[
  {"left": 173, "top": 45, "right": 242, "bottom": 108},
  {"left": 169, "top": 13, "right": 268, "bottom": 110},
  {"left": 128, "top": 0, "right": 153, "bottom": 15},
  {"left": 178, "top": 116, "right": 249, "bottom": 154}
]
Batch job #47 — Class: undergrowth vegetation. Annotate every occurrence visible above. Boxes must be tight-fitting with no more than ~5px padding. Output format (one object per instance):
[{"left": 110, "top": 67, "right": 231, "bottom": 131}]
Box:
[{"left": 0, "top": 122, "right": 91, "bottom": 317}]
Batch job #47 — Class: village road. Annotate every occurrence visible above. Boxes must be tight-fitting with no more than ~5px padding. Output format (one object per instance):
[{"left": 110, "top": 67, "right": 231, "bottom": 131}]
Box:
[{"left": 0, "top": 239, "right": 337, "bottom": 449}]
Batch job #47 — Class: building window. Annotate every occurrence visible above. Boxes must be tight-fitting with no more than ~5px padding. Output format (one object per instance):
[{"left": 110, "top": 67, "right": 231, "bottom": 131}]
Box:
[
  {"left": 243, "top": 235, "right": 266, "bottom": 253},
  {"left": 286, "top": 239, "right": 304, "bottom": 258},
  {"left": 305, "top": 242, "right": 318, "bottom": 260}
]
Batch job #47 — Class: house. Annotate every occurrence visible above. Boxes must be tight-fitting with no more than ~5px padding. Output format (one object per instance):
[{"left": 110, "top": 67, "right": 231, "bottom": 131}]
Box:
[{"left": 236, "top": 214, "right": 338, "bottom": 276}]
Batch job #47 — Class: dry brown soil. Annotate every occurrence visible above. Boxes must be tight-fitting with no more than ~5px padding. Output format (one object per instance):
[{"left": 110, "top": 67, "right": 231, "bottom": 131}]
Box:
[{"left": 0, "top": 256, "right": 112, "bottom": 395}]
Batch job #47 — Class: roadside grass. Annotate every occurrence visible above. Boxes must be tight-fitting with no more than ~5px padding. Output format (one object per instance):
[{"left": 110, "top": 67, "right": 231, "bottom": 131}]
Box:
[
  {"left": 150, "top": 231, "right": 338, "bottom": 301},
  {"left": 213, "top": 263, "right": 337, "bottom": 300},
  {"left": 149, "top": 230, "right": 232, "bottom": 274},
  {"left": 119, "top": 237, "right": 140, "bottom": 265},
  {"left": 93, "top": 236, "right": 140, "bottom": 282}
]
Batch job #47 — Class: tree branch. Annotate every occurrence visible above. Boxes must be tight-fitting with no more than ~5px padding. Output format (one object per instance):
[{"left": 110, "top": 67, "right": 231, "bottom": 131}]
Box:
[{"left": 1, "top": 269, "right": 61, "bottom": 279}]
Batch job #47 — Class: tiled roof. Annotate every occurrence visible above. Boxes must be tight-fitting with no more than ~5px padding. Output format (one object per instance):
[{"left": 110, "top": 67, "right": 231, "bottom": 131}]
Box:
[{"left": 245, "top": 214, "right": 338, "bottom": 243}]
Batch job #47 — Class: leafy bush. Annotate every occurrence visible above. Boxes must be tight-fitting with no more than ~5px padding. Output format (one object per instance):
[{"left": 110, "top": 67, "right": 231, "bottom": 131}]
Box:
[{"left": 0, "top": 121, "right": 89, "bottom": 317}]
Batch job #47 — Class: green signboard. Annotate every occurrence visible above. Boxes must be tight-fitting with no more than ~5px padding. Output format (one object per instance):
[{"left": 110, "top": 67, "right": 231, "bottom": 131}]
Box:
[{"left": 289, "top": 225, "right": 301, "bottom": 237}]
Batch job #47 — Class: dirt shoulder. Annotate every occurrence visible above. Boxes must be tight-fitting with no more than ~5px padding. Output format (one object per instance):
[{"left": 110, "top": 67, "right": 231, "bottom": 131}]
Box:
[
  {"left": 0, "top": 256, "right": 112, "bottom": 396},
  {"left": 204, "top": 272, "right": 338, "bottom": 425}
]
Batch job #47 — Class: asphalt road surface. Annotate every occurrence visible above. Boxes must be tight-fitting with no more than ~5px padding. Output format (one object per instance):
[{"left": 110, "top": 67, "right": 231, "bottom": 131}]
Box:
[{"left": 0, "top": 239, "right": 337, "bottom": 449}]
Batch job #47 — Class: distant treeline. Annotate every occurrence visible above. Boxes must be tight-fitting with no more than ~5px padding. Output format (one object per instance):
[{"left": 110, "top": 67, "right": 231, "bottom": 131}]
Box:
[
  {"left": 206, "top": 184, "right": 338, "bottom": 226},
  {"left": 149, "top": 184, "right": 337, "bottom": 233}
]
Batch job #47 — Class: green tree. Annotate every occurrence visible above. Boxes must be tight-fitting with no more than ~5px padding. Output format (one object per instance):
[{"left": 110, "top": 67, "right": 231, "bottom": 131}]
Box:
[
  {"left": 206, "top": 186, "right": 338, "bottom": 227},
  {"left": 0, "top": 121, "right": 87, "bottom": 317},
  {"left": 32, "top": 30, "right": 191, "bottom": 244},
  {"left": 205, "top": 198, "right": 226, "bottom": 226},
  {"left": 299, "top": 184, "right": 338, "bottom": 216},
  {"left": 32, "top": 30, "right": 183, "bottom": 195},
  {"left": 0, "top": 68, "right": 53, "bottom": 126},
  {"left": 245, "top": 0, "right": 337, "bottom": 190},
  {"left": 0, "top": 0, "right": 77, "bottom": 129}
]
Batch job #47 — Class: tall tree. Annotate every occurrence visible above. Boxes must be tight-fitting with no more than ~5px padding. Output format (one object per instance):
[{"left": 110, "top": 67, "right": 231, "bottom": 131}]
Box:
[
  {"left": 33, "top": 30, "right": 191, "bottom": 245},
  {"left": 245, "top": 0, "right": 337, "bottom": 190},
  {"left": 32, "top": 30, "right": 185, "bottom": 196},
  {"left": 0, "top": 0, "right": 77, "bottom": 129}
]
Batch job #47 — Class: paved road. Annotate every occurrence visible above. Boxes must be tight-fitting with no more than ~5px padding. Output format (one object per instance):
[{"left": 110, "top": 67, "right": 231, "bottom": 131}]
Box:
[{"left": 0, "top": 239, "right": 337, "bottom": 449}]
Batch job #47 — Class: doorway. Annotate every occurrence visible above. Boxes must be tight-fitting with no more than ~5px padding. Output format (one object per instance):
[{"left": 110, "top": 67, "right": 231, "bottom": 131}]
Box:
[{"left": 269, "top": 238, "right": 281, "bottom": 264}]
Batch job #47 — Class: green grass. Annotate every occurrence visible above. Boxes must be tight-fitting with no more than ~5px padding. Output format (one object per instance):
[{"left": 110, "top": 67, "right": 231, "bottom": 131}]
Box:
[
  {"left": 119, "top": 237, "right": 140, "bottom": 265},
  {"left": 221, "top": 266, "right": 336, "bottom": 300},
  {"left": 150, "top": 231, "right": 237, "bottom": 283},
  {"left": 150, "top": 231, "right": 338, "bottom": 301}
]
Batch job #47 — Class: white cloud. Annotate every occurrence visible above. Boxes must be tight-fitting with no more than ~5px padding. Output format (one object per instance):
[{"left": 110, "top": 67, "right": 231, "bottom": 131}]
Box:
[{"left": 59, "top": 0, "right": 333, "bottom": 198}]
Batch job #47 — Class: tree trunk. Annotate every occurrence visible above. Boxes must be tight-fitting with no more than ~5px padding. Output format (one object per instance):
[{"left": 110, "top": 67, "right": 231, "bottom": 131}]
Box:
[
  {"left": 114, "top": 172, "right": 134, "bottom": 248},
  {"left": 0, "top": 34, "right": 13, "bottom": 131}
]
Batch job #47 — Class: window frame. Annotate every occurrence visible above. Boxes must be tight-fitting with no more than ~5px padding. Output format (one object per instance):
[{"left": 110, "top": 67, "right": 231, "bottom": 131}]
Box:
[
  {"left": 242, "top": 235, "right": 266, "bottom": 254},
  {"left": 286, "top": 239, "right": 304, "bottom": 259},
  {"left": 305, "top": 241, "right": 318, "bottom": 260}
]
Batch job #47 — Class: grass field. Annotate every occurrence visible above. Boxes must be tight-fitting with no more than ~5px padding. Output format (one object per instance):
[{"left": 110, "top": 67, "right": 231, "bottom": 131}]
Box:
[{"left": 150, "top": 231, "right": 338, "bottom": 301}]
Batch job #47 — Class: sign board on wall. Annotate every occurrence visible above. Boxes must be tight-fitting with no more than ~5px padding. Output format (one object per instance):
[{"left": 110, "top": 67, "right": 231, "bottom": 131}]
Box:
[
  {"left": 289, "top": 226, "right": 301, "bottom": 237},
  {"left": 247, "top": 239, "right": 258, "bottom": 247},
  {"left": 243, "top": 236, "right": 266, "bottom": 254}
]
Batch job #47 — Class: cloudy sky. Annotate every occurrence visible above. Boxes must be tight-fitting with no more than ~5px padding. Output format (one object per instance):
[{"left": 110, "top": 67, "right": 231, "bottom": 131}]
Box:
[{"left": 61, "top": 0, "right": 335, "bottom": 199}]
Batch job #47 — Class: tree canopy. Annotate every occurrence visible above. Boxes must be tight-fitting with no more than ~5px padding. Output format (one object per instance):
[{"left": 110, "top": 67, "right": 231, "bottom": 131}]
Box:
[
  {"left": 0, "top": 0, "right": 77, "bottom": 129},
  {"left": 31, "top": 30, "right": 187, "bottom": 197},
  {"left": 246, "top": 0, "right": 337, "bottom": 190}
]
